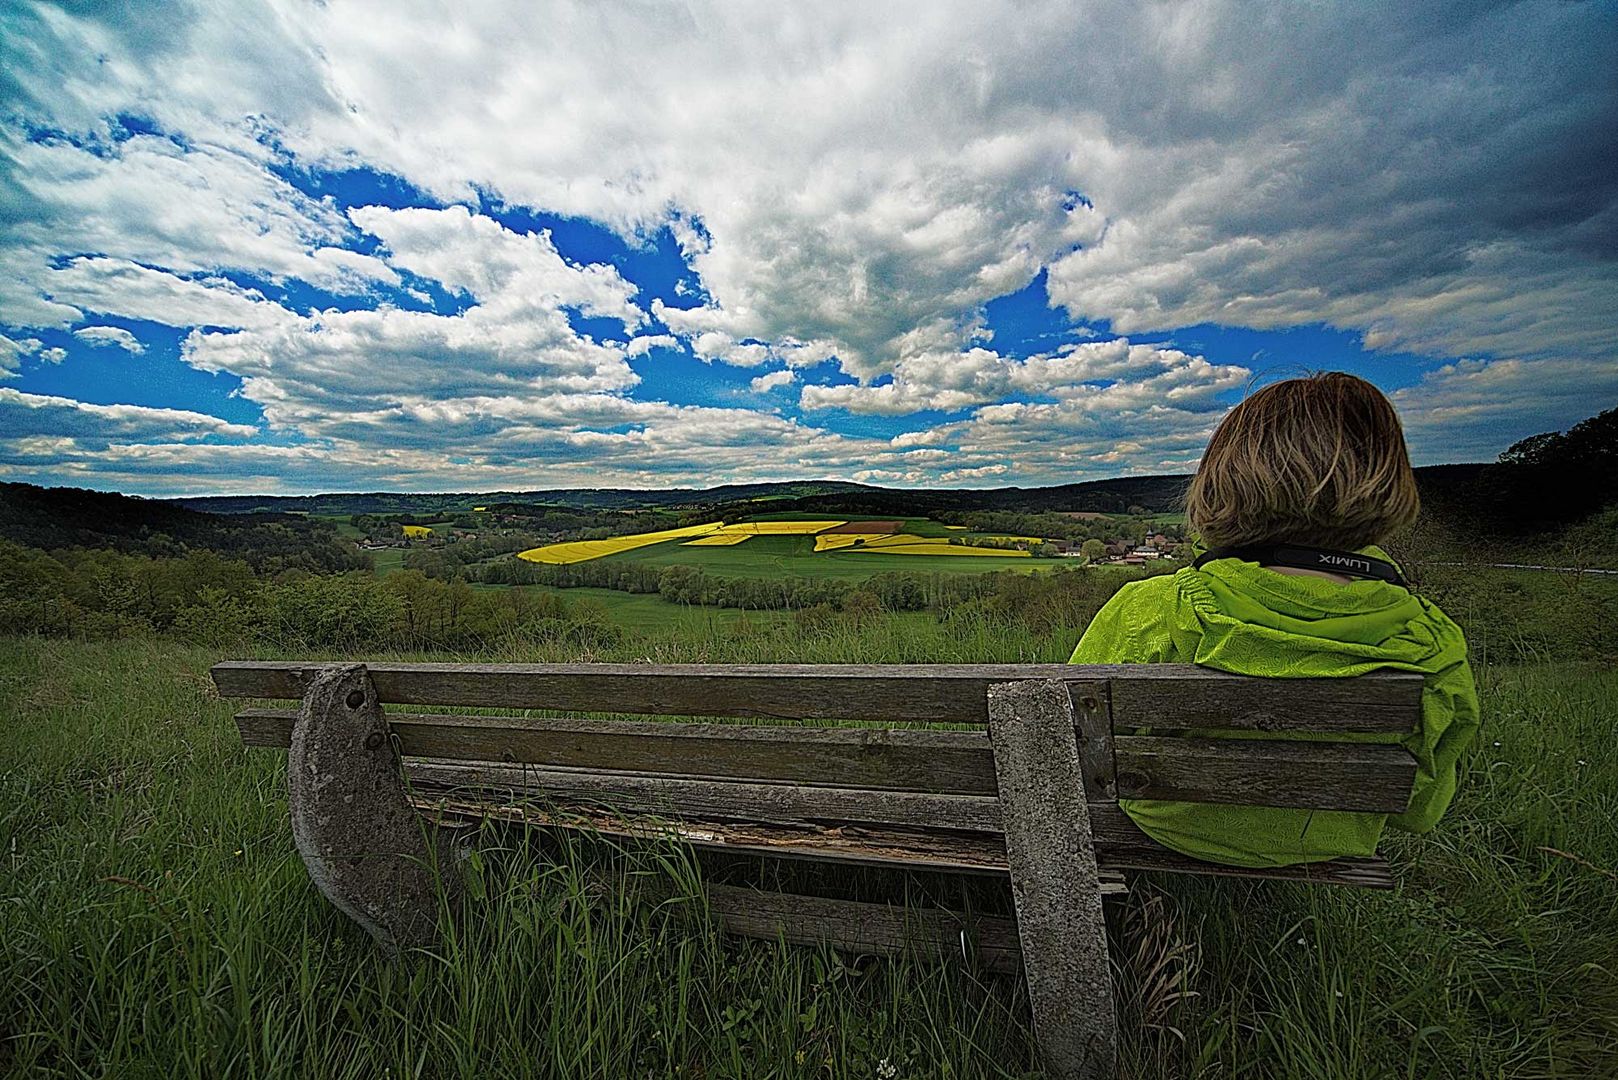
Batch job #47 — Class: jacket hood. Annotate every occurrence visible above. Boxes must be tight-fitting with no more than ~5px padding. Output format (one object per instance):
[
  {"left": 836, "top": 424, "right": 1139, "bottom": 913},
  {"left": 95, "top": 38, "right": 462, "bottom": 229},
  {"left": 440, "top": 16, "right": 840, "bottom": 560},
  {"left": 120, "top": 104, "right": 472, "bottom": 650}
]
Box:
[{"left": 1183, "top": 547, "right": 1467, "bottom": 673}]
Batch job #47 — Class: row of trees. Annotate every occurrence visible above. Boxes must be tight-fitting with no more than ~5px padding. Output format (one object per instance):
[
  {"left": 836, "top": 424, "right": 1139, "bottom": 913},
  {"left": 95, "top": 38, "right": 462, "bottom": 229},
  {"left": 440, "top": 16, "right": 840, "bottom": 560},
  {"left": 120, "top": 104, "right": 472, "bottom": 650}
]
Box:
[
  {"left": 471, "top": 553, "right": 1079, "bottom": 612},
  {"left": 0, "top": 541, "right": 625, "bottom": 651},
  {"left": 933, "top": 509, "right": 1181, "bottom": 546}
]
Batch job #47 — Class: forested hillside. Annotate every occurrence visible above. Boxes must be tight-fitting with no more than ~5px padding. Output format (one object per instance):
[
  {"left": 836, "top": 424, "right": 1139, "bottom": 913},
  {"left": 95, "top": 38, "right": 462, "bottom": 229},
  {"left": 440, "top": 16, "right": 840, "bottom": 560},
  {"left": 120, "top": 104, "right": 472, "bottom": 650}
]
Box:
[
  {"left": 169, "top": 466, "right": 1509, "bottom": 521},
  {"left": 0, "top": 483, "right": 365, "bottom": 573}
]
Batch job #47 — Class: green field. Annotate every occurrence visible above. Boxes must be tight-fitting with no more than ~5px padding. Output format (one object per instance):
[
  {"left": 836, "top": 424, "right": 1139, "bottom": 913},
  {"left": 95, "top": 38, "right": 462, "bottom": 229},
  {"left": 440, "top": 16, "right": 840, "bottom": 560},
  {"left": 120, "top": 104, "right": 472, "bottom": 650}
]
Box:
[
  {"left": 479, "top": 585, "right": 805, "bottom": 631},
  {"left": 312, "top": 513, "right": 365, "bottom": 539},
  {"left": 1, "top": 618, "right": 1614, "bottom": 1077}
]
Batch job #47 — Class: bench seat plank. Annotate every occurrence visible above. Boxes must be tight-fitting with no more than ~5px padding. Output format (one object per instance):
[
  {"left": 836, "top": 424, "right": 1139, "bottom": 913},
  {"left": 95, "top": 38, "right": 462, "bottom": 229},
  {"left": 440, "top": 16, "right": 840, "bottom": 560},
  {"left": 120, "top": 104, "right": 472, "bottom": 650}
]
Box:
[
  {"left": 213, "top": 661, "right": 1421, "bottom": 732},
  {"left": 401, "top": 764, "right": 1391, "bottom": 880},
  {"left": 235, "top": 708, "right": 1417, "bottom": 812},
  {"left": 704, "top": 884, "right": 1027, "bottom": 974}
]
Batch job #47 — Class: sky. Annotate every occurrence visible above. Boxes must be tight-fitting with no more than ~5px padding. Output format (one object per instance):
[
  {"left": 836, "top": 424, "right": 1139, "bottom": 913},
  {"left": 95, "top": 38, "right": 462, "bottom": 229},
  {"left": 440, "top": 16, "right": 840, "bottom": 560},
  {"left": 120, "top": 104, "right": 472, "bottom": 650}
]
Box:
[{"left": 1, "top": 1, "right": 1614, "bottom": 497}]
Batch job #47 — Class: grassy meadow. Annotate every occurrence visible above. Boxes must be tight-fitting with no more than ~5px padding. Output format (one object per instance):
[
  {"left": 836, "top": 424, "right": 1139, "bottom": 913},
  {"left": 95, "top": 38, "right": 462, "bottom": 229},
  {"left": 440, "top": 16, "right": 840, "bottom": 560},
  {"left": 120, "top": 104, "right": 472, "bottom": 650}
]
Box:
[{"left": 2, "top": 577, "right": 1616, "bottom": 1078}]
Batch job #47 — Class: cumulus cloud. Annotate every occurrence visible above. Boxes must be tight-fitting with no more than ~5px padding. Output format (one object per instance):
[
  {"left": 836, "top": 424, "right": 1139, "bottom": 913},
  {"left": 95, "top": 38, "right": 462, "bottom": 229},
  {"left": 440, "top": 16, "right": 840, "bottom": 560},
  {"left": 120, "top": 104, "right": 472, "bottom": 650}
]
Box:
[
  {"left": 749, "top": 369, "right": 797, "bottom": 393},
  {"left": 308, "top": 3, "right": 1610, "bottom": 377},
  {"left": 1391, "top": 356, "right": 1618, "bottom": 464},
  {"left": 72, "top": 326, "right": 146, "bottom": 353},
  {"left": 801, "top": 340, "right": 1248, "bottom": 415},
  {"left": 626, "top": 334, "right": 679, "bottom": 357},
  {"left": 348, "top": 205, "right": 644, "bottom": 330},
  {"left": 0, "top": 388, "right": 257, "bottom": 445},
  {"left": 0, "top": 334, "right": 43, "bottom": 379},
  {"left": 45, "top": 257, "right": 298, "bottom": 331},
  {"left": 1, "top": 0, "right": 1612, "bottom": 492},
  {"left": 1, "top": 129, "right": 398, "bottom": 330}
]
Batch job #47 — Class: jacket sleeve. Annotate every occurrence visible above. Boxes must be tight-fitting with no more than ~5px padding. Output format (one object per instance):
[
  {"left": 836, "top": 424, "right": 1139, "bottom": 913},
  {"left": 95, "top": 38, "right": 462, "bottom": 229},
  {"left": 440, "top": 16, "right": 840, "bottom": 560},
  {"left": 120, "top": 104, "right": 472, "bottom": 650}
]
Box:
[
  {"left": 1068, "top": 577, "right": 1185, "bottom": 664},
  {"left": 1389, "top": 651, "right": 1480, "bottom": 833}
]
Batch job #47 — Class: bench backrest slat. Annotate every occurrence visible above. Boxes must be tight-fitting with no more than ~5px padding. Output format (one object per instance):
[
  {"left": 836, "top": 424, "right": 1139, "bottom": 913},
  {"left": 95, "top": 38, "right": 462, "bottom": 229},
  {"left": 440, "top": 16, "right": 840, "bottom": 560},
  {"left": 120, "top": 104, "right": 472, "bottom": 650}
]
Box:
[
  {"left": 234, "top": 707, "right": 1415, "bottom": 813},
  {"left": 213, "top": 661, "right": 1422, "bottom": 732}
]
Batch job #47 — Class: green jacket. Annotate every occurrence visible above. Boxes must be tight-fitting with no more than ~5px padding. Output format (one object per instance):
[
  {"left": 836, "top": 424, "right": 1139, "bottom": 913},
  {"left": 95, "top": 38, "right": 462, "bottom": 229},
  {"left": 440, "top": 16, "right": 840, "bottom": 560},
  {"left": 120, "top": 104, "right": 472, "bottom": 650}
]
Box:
[{"left": 1068, "top": 551, "right": 1479, "bottom": 868}]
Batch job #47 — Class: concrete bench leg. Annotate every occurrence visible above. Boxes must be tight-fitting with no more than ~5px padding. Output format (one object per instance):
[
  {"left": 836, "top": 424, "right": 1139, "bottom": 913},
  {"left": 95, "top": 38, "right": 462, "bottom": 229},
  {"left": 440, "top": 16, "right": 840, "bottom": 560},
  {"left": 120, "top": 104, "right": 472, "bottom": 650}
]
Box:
[
  {"left": 989, "top": 679, "right": 1117, "bottom": 1079},
  {"left": 289, "top": 664, "right": 462, "bottom": 956}
]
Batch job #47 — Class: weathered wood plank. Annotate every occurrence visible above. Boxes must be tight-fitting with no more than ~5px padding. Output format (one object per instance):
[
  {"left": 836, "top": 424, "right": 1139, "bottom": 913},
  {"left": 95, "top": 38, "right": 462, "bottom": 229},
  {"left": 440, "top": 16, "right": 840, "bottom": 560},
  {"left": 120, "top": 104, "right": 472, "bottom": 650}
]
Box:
[
  {"left": 1111, "top": 737, "right": 1417, "bottom": 813},
  {"left": 1069, "top": 684, "right": 1116, "bottom": 799},
  {"left": 236, "top": 708, "right": 997, "bottom": 795},
  {"left": 215, "top": 661, "right": 1103, "bottom": 722},
  {"left": 413, "top": 789, "right": 1394, "bottom": 888},
  {"left": 238, "top": 709, "right": 1417, "bottom": 811},
  {"left": 419, "top": 791, "right": 1017, "bottom": 873},
  {"left": 703, "top": 884, "right": 1025, "bottom": 974},
  {"left": 403, "top": 759, "right": 1006, "bottom": 832},
  {"left": 1110, "top": 668, "right": 1422, "bottom": 733},
  {"left": 213, "top": 661, "right": 1421, "bottom": 731},
  {"left": 988, "top": 678, "right": 1115, "bottom": 1078}
]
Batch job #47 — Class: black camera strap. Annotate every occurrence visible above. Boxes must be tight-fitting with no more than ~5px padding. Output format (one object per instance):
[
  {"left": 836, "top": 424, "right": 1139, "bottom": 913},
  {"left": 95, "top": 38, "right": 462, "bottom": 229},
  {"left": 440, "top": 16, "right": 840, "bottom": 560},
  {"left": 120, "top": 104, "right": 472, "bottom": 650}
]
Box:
[{"left": 1193, "top": 544, "right": 1408, "bottom": 587}]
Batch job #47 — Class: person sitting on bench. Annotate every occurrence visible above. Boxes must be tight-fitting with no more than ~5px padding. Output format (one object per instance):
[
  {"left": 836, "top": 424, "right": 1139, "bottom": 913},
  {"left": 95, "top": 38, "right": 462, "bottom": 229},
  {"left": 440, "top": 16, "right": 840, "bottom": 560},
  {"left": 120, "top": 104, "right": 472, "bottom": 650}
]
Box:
[{"left": 1070, "top": 371, "right": 1480, "bottom": 868}]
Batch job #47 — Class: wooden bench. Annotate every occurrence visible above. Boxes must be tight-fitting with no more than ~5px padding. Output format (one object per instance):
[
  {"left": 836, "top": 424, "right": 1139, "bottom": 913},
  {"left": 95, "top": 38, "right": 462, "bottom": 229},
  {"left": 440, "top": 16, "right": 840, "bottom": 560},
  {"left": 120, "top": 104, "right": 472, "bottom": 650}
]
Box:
[{"left": 214, "top": 660, "right": 1423, "bottom": 1080}]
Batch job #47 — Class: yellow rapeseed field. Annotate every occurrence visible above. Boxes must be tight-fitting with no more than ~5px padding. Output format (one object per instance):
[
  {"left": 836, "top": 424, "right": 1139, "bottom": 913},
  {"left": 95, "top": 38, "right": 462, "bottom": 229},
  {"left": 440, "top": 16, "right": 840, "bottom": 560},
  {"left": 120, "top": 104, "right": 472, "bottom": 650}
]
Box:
[
  {"left": 714, "top": 520, "right": 846, "bottom": 535},
  {"left": 852, "top": 533, "right": 934, "bottom": 548},
  {"left": 812, "top": 533, "right": 889, "bottom": 551},
  {"left": 517, "top": 519, "right": 846, "bottom": 563},
  {"left": 517, "top": 521, "right": 725, "bottom": 564},
  {"left": 837, "top": 533, "right": 1035, "bottom": 557},
  {"left": 402, "top": 525, "right": 433, "bottom": 538},
  {"left": 859, "top": 543, "right": 1031, "bottom": 557},
  {"left": 683, "top": 520, "right": 847, "bottom": 547},
  {"left": 516, "top": 518, "right": 1041, "bottom": 565}
]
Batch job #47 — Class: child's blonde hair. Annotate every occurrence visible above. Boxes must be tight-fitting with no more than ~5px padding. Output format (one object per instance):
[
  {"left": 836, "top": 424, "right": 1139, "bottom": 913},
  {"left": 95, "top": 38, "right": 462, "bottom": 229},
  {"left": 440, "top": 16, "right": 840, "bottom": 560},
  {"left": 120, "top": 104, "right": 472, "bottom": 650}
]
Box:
[{"left": 1186, "top": 371, "right": 1419, "bottom": 550}]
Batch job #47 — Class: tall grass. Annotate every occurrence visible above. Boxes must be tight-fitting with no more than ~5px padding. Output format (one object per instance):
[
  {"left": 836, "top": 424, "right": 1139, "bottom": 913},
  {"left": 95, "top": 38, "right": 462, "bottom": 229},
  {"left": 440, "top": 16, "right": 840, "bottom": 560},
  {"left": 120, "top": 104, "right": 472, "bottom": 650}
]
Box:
[{"left": 2, "top": 624, "right": 1615, "bottom": 1077}]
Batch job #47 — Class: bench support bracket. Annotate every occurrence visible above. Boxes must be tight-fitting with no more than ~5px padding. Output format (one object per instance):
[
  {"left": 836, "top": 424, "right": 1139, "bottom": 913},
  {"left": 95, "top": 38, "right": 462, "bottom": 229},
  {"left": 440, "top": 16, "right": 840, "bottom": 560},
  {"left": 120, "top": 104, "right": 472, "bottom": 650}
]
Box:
[
  {"left": 989, "top": 679, "right": 1117, "bottom": 1080},
  {"left": 289, "top": 664, "right": 462, "bottom": 956}
]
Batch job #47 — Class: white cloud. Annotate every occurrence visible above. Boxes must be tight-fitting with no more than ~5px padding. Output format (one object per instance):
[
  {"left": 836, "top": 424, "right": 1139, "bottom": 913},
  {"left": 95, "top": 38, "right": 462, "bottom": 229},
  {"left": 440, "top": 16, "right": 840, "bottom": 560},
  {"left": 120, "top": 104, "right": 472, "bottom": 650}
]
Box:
[
  {"left": 1, "top": 334, "right": 43, "bottom": 379},
  {"left": 1, "top": 130, "right": 398, "bottom": 330},
  {"left": 749, "top": 369, "right": 796, "bottom": 393},
  {"left": 0, "top": 387, "right": 257, "bottom": 444},
  {"left": 1391, "top": 356, "right": 1618, "bottom": 464},
  {"left": 72, "top": 326, "right": 146, "bottom": 354},
  {"left": 940, "top": 463, "right": 1010, "bottom": 483},
  {"left": 45, "top": 258, "right": 297, "bottom": 331},
  {"left": 6, "top": 4, "right": 1611, "bottom": 376},
  {"left": 347, "top": 205, "right": 644, "bottom": 330},
  {"left": 0, "top": 0, "right": 1612, "bottom": 492},
  {"left": 801, "top": 339, "right": 1248, "bottom": 415},
  {"left": 626, "top": 334, "right": 679, "bottom": 357}
]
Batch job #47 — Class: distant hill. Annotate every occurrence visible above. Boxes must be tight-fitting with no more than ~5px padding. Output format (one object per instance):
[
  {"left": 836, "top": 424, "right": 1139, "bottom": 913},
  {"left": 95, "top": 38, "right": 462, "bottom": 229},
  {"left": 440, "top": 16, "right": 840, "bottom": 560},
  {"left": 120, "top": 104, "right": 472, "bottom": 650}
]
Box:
[
  {"left": 170, "top": 476, "right": 1195, "bottom": 517},
  {"left": 171, "top": 468, "right": 1488, "bottom": 519},
  {"left": 0, "top": 483, "right": 366, "bottom": 573},
  {"left": 172, "top": 481, "right": 877, "bottom": 516}
]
